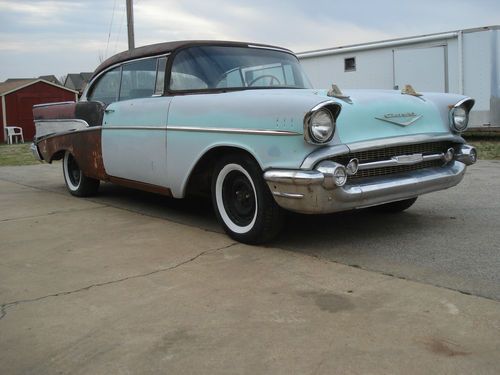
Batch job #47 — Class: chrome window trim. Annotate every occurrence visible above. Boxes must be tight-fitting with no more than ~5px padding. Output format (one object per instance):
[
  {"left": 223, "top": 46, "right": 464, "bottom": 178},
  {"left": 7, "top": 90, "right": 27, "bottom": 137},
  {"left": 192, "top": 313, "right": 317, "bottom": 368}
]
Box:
[
  {"left": 247, "top": 44, "right": 296, "bottom": 54},
  {"left": 82, "top": 53, "right": 171, "bottom": 101},
  {"left": 300, "top": 133, "right": 465, "bottom": 170}
]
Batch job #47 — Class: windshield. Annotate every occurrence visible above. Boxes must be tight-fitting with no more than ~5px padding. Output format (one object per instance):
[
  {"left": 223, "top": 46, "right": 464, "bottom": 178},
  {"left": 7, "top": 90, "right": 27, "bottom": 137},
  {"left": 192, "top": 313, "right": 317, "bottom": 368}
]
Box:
[{"left": 170, "top": 46, "right": 312, "bottom": 91}]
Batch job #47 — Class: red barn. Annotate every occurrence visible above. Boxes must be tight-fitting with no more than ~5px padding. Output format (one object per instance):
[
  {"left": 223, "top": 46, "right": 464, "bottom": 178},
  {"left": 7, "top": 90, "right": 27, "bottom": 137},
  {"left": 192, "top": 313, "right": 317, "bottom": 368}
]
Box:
[{"left": 1, "top": 79, "right": 78, "bottom": 142}]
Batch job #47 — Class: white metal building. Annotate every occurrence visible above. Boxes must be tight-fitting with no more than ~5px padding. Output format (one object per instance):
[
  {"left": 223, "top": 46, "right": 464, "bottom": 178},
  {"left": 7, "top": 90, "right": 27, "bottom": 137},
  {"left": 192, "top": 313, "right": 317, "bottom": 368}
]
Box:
[{"left": 297, "top": 26, "right": 500, "bottom": 128}]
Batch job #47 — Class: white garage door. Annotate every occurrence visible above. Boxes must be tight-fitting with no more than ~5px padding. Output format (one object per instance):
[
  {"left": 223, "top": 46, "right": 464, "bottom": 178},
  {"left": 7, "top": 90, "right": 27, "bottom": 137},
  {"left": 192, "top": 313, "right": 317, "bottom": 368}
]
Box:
[{"left": 393, "top": 45, "right": 446, "bottom": 93}]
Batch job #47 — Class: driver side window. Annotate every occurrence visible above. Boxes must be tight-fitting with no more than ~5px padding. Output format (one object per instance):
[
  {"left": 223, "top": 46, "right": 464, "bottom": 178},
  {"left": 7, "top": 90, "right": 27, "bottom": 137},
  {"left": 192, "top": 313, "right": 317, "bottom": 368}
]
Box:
[{"left": 88, "top": 67, "right": 121, "bottom": 105}]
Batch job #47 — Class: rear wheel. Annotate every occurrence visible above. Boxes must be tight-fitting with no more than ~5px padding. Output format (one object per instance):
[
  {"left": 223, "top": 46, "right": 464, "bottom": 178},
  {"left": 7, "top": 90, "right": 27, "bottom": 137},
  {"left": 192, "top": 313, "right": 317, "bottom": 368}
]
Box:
[
  {"left": 63, "top": 151, "right": 100, "bottom": 197},
  {"left": 212, "top": 154, "right": 284, "bottom": 244},
  {"left": 371, "top": 197, "right": 418, "bottom": 213}
]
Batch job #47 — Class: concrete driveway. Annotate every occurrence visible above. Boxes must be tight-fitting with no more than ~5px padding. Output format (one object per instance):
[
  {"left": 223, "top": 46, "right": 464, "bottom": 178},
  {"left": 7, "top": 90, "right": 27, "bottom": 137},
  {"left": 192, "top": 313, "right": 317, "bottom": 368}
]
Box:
[{"left": 1, "top": 163, "right": 499, "bottom": 374}]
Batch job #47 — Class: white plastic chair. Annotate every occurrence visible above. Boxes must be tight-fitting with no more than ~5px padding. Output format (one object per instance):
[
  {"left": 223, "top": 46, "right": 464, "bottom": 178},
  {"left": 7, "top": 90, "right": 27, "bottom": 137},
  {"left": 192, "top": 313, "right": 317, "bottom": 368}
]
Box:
[{"left": 5, "top": 126, "right": 24, "bottom": 144}]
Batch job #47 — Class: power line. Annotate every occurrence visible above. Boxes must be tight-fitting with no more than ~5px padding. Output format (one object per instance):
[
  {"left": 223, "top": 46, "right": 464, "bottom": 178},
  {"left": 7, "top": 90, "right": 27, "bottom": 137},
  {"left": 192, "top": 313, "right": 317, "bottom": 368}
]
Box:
[
  {"left": 105, "top": 0, "right": 118, "bottom": 59},
  {"left": 113, "top": 1, "right": 126, "bottom": 54}
]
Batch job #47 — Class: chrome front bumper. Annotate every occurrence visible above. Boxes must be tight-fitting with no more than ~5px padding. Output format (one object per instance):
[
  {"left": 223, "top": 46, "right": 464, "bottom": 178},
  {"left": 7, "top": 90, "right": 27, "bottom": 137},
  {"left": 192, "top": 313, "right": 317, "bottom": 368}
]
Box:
[{"left": 264, "top": 160, "right": 468, "bottom": 214}]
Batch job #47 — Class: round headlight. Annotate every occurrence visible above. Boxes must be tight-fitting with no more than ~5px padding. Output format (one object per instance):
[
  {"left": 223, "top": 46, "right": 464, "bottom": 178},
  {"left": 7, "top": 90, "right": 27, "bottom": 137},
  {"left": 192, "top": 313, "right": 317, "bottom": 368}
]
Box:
[
  {"left": 309, "top": 109, "right": 335, "bottom": 143},
  {"left": 451, "top": 105, "right": 469, "bottom": 132}
]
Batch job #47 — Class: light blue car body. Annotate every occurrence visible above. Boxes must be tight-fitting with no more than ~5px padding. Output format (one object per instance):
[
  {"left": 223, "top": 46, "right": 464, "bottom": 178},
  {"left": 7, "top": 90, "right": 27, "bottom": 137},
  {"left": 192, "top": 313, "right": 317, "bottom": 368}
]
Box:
[{"left": 102, "top": 88, "right": 468, "bottom": 198}]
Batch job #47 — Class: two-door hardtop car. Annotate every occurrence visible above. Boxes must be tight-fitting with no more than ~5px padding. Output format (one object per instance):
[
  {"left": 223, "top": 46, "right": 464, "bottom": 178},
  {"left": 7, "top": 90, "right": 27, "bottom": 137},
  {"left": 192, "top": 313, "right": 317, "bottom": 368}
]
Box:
[{"left": 31, "top": 40, "right": 477, "bottom": 244}]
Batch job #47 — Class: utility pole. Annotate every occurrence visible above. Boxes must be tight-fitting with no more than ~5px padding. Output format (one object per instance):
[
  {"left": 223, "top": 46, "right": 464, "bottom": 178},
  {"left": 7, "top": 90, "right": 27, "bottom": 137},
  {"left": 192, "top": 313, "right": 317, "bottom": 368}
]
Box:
[{"left": 126, "top": 0, "right": 135, "bottom": 50}]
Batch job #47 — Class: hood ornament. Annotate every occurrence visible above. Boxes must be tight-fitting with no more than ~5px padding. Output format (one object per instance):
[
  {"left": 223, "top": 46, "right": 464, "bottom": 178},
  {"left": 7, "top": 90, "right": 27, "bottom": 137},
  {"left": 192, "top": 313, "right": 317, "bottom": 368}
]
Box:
[
  {"left": 327, "top": 84, "right": 351, "bottom": 102},
  {"left": 401, "top": 84, "right": 423, "bottom": 98},
  {"left": 375, "top": 112, "right": 422, "bottom": 126}
]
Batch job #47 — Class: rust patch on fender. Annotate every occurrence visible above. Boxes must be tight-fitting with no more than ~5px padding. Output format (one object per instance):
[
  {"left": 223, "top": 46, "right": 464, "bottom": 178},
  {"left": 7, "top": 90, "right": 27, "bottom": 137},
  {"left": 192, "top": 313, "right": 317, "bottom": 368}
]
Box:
[{"left": 37, "top": 128, "right": 106, "bottom": 180}]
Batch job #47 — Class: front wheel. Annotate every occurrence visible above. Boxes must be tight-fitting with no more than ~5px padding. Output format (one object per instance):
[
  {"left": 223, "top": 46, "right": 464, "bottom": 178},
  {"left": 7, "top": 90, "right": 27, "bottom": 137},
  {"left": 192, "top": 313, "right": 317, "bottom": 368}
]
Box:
[
  {"left": 212, "top": 155, "right": 285, "bottom": 244},
  {"left": 63, "top": 151, "right": 100, "bottom": 197}
]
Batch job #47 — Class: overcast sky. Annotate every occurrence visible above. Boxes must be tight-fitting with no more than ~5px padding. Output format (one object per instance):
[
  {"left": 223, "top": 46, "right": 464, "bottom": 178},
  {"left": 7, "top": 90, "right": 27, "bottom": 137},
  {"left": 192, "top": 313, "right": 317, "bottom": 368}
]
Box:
[{"left": 0, "top": 0, "right": 498, "bottom": 82}]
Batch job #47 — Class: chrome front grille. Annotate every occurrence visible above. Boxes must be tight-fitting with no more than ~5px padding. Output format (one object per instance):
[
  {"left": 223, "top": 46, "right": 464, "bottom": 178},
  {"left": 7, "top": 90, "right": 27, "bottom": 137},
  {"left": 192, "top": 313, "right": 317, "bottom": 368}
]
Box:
[{"left": 332, "top": 141, "right": 454, "bottom": 180}]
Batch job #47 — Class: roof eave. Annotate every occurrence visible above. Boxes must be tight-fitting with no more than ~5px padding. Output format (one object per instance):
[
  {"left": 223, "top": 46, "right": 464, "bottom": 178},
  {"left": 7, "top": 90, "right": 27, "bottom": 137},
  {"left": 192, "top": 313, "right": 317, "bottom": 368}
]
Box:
[{"left": 0, "top": 79, "right": 79, "bottom": 97}]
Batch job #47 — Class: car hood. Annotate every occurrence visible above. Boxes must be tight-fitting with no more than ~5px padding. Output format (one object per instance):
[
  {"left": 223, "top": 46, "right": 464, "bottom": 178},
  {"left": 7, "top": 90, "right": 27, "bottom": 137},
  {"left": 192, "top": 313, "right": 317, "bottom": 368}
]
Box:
[
  {"left": 271, "top": 88, "right": 465, "bottom": 145},
  {"left": 168, "top": 88, "right": 467, "bottom": 145}
]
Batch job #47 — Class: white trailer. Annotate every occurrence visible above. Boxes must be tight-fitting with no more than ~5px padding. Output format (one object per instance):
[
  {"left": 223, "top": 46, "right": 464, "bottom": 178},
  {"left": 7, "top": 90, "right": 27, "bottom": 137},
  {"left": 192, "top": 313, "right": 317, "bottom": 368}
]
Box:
[{"left": 297, "top": 26, "right": 500, "bottom": 128}]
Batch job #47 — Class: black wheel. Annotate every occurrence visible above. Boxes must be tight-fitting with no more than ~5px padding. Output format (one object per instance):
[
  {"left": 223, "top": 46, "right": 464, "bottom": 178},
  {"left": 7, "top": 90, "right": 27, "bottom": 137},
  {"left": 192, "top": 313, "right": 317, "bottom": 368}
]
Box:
[
  {"left": 63, "top": 151, "right": 100, "bottom": 197},
  {"left": 371, "top": 197, "right": 418, "bottom": 213},
  {"left": 212, "top": 154, "right": 285, "bottom": 244}
]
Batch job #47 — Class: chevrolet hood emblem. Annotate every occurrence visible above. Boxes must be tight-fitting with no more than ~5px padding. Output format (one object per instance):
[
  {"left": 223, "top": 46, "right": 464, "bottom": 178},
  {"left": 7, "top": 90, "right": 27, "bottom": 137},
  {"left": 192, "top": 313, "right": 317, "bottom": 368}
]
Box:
[{"left": 375, "top": 112, "right": 422, "bottom": 126}]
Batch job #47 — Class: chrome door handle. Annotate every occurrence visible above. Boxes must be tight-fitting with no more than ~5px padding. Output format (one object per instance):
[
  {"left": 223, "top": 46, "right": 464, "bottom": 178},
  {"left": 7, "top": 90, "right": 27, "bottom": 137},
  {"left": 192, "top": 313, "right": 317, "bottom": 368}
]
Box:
[{"left": 105, "top": 109, "right": 115, "bottom": 113}]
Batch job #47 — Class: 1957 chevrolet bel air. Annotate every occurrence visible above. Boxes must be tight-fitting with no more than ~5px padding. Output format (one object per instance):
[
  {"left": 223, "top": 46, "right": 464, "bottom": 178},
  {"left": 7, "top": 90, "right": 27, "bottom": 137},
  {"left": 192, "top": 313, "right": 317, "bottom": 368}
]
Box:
[{"left": 31, "top": 40, "right": 477, "bottom": 244}]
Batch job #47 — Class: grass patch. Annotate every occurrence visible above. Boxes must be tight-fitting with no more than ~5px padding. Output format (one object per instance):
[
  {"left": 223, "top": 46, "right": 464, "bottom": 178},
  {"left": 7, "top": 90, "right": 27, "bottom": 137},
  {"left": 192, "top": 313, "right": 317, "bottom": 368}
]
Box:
[
  {"left": 0, "top": 137, "right": 498, "bottom": 167},
  {"left": 0, "top": 143, "right": 40, "bottom": 166},
  {"left": 468, "top": 140, "right": 500, "bottom": 160}
]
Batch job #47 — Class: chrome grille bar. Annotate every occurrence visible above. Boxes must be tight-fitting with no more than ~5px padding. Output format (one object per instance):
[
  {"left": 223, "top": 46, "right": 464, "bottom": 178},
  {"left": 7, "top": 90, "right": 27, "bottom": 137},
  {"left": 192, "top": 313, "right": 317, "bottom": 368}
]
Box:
[{"left": 358, "top": 152, "right": 445, "bottom": 171}]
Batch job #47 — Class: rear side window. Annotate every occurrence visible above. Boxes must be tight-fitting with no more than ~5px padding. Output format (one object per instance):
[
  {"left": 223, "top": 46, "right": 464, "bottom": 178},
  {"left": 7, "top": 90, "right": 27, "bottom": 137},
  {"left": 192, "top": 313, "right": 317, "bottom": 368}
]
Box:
[
  {"left": 88, "top": 67, "right": 121, "bottom": 104},
  {"left": 88, "top": 56, "right": 168, "bottom": 104},
  {"left": 120, "top": 58, "right": 157, "bottom": 101}
]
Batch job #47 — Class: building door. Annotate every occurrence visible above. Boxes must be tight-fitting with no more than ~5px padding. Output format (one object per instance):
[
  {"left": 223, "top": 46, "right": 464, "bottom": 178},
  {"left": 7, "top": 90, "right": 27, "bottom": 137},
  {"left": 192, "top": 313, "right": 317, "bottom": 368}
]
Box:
[{"left": 393, "top": 45, "right": 447, "bottom": 93}]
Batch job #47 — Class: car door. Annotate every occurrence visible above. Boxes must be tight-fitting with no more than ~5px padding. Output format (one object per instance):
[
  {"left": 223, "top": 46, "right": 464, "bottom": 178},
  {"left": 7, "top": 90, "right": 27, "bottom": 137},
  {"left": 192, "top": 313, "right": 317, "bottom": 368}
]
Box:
[{"left": 98, "top": 57, "right": 173, "bottom": 187}]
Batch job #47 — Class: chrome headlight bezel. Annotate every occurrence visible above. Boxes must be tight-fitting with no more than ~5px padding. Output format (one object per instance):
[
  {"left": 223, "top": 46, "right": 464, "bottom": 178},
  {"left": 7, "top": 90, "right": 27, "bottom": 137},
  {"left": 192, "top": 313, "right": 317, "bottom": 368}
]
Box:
[
  {"left": 449, "top": 98, "right": 474, "bottom": 133},
  {"left": 304, "top": 101, "right": 342, "bottom": 144}
]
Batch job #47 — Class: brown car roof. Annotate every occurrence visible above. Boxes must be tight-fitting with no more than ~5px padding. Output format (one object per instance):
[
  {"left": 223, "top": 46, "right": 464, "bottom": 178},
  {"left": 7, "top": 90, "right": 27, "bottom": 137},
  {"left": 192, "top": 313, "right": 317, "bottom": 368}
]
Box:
[{"left": 91, "top": 40, "right": 294, "bottom": 79}]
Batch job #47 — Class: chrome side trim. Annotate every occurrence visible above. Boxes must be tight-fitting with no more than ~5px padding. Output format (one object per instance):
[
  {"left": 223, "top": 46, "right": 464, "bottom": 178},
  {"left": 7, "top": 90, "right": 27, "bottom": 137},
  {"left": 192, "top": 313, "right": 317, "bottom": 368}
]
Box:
[
  {"left": 34, "top": 119, "right": 89, "bottom": 139},
  {"left": 34, "top": 126, "right": 102, "bottom": 143},
  {"left": 300, "top": 133, "right": 465, "bottom": 169},
  {"left": 102, "top": 125, "right": 301, "bottom": 135},
  {"left": 104, "top": 126, "right": 167, "bottom": 131},
  {"left": 33, "top": 101, "right": 75, "bottom": 108},
  {"left": 166, "top": 126, "right": 301, "bottom": 136},
  {"left": 35, "top": 119, "right": 89, "bottom": 124}
]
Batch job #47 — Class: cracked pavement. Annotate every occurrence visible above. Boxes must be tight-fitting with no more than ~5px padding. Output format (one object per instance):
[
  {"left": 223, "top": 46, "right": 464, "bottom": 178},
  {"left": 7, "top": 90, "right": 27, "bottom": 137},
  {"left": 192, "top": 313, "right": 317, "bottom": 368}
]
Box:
[{"left": 1, "top": 164, "right": 500, "bottom": 374}]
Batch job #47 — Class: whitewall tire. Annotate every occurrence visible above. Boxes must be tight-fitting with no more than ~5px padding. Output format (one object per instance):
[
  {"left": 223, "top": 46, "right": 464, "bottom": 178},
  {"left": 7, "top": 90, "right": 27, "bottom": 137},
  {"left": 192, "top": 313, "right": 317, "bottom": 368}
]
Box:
[
  {"left": 63, "top": 151, "right": 100, "bottom": 197},
  {"left": 211, "top": 154, "right": 284, "bottom": 244}
]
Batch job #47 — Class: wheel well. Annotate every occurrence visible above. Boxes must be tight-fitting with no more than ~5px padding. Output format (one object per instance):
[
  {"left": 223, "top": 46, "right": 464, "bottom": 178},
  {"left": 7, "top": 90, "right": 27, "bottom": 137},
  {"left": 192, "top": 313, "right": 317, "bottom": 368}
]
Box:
[
  {"left": 185, "top": 146, "right": 260, "bottom": 197},
  {"left": 50, "top": 150, "right": 66, "bottom": 162}
]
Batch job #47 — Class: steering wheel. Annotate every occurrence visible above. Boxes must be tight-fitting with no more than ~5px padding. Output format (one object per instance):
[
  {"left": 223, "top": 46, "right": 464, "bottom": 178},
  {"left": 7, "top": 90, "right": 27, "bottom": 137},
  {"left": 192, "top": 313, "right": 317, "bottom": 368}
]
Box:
[{"left": 248, "top": 75, "right": 281, "bottom": 87}]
